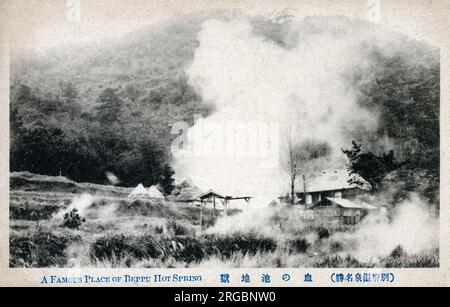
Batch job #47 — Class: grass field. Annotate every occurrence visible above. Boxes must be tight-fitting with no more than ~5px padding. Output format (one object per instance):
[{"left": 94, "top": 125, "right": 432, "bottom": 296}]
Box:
[{"left": 9, "top": 172, "right": 439, "bottom": 268}]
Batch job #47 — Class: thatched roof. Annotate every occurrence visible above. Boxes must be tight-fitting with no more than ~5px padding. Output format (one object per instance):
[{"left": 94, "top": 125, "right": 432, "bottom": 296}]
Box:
[
  {"left": 128, "top": 183, "right": 149, "bottom": 198},
  {"left": 198, "top": 190, "right": 225, "bottom": 200},
  {"left": 169, "top": 179, "right": 203, "bottom": 202},
  {"left": 147, "top": 185, "right": 165, "bottom": 199}
]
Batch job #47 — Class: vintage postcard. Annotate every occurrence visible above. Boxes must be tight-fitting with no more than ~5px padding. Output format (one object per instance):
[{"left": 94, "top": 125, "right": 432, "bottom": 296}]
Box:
[{"left": 0, "top": 0, "right": 449, "bottom": 289}]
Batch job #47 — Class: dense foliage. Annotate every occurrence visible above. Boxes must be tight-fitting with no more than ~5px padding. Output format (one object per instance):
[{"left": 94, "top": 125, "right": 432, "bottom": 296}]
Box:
[
  {"left": 343, "top": 42, "right": 440, "bottom": 204},
  {"left": 343, "top": 141, "right": 405, "bottom": 192},
  {"left": 10, "top": 83, "right": 181, "bottom": 191},
  {"left": 63, "top": 208, "right": 86, "bottom": 229}
]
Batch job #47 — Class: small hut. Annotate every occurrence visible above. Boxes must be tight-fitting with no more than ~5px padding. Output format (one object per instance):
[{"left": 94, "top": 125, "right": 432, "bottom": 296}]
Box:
[
  {"left": 128, "top": 183, "right": 149, "bottom": 199},
  {"left": 147, "top": 186, "right": 165, "bottom": 199},
  {"left": 169, "top": 179, "right": 203, "bottom": 203},
  {"left": 308, "top": 197, "right": 379, "bottom": 225},
  {"left": 296, "top": 169, "right": 371, "bottom": 206}
]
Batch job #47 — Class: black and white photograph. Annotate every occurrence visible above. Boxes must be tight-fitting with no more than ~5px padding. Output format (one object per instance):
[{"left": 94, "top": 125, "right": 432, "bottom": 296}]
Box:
[{"left": 2, "top": 0, "right": 444, "bottom": 276}]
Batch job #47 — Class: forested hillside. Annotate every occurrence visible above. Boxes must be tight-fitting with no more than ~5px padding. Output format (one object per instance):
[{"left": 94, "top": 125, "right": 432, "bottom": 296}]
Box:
[{"left": 10, "top": 12, "right": 439, "bottom": 202}]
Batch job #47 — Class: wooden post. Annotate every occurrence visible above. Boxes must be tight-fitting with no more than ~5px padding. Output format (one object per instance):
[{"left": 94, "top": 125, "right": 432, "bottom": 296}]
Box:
[
  {"left": 213, "top": 197, "right": 216, "bottom": 217},
  {"left": 224, "top": 199, "right": 228, "bottom": 216},
  {"left": 200, "top": 199, "right": 203, "bottom": 231},
  {"left": 302, "top": 174, "right": 307, "bottom": 211}
]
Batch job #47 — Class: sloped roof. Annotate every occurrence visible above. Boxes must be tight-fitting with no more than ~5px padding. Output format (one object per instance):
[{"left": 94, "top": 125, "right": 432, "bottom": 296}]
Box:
[
  {"left": 360, "top": 202, "right": 379, "bottom": 210},
  {"left": 169, "top": 179, "right": 203, "bottom": 202},
  {"left": 128, "top": 183, "right": 149, "bottom": 197},
  {"left": 326, "top": 197, "right": 364, "bottom": 209},
  {"left": 296, "top": 169, "right": 371, "bottom": 193},
  {"left": 198, "top": 190, "right": 225, "bottom": 200},
  {"left": 147, "top": 186, "right": 165, "bottom": 199}
]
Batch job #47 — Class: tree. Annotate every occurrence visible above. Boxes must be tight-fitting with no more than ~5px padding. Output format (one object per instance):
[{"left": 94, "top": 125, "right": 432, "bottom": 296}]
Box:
[
  {"left": 159, "top": 164, "right": 175, "bottom": 195},
  {"left": 60, "top": 82, "right": 78, "bottom": 104},
  {"left": 95, "top": 88, "right": 123, "bottom": 124},
  {"left": 59, "top": 82, "right": 82, "bottom": 118},
  {"left": 283, "top": 127, "right": 302, "bottom": 204},
  {"left": 124, "top": 84, "right": 141, "bottom": 103},
  {"left": 342, "top": 141, "right": 406, "bottom": 192}
]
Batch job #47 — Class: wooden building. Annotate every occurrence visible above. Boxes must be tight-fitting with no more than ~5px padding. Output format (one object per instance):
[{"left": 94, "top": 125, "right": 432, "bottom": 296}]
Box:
[
  {"left": 198, "top": 189, "right": 251, "bottom": 230},
  {"left": 308, "top": 197, "right": 378, "bottom": 225},
  {"left": 296, "top": 170, "right": 377, "bottom": 225},
  {"left": 296, "top": 169, "right": 371, "bottom": 206}
]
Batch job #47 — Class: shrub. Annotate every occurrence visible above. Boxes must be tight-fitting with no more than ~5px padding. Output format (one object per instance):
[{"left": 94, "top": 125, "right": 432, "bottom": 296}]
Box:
[
  {"left": 172, "top": 237, "right": 206, "bottom": 263},
  {"left": 154, "top": 225, "right": 164, "bottom": 234},
  {"left": 288, "top": 238, "right": 310, "bottom": 254},
  {"left": 63, "top": 209, "right": 86, "bottom": 229},
  {"left": 330, "top": 241, "right": 343, "bottom": 253},
  {"left": 317, "top": 226, "right": 330, "bottom": 239},
  {"left": 167, "top": 220, "right": 190, "bottom": 236},
  {"left": 390, "top": 245, "right": 406, "bottom": 258}
]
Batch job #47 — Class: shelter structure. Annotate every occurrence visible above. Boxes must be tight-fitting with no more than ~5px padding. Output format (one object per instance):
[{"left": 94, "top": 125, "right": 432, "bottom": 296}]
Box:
[
  {"left": 147, "top": 185, "right": 165, "bottom": 199},
  {"left": 169, "top": 179, "right": 202, "bottom": 203},
  {"left": 128, "top": 183, "right": 150, "bottom": 199},
  {"left": 296, "top": 169, "right": 371, "bottom": 207},
  {"left": 295, "top": 170, "right": 378, "bottom": 225},
  {"left": 197, "top": 190, "right": 252, "bottom": 230},
  {"left": 308, "top": 197, "right": 378, "bottom": 225}
]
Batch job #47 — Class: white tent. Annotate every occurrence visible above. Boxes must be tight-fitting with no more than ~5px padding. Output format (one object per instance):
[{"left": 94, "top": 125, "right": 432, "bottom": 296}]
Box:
[
  {"left": 148, "top": 186, "right": 165, "bottom": 199},
  {"left": 128, "top": 183, "right": 149, "bottom": 198}
]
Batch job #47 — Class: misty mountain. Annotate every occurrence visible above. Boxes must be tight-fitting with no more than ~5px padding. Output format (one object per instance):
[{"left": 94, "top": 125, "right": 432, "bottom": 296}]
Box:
[{"left": 11, "top": 12, "right": 438, "bottom": 115}]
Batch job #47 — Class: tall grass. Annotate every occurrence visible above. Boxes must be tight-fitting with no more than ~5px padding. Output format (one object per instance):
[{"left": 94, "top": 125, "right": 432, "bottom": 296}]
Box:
[
  {"left": 9, "top": 190, "right": 439, "bottom": 268},
  {"left": 10, "top": 227, "right": 78, "bottom": 268}
]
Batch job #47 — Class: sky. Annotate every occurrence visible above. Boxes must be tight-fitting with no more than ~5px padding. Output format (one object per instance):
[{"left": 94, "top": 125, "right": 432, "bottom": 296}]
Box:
[{"left": 2, "top": 0, "right": 448, "bottom": 52}]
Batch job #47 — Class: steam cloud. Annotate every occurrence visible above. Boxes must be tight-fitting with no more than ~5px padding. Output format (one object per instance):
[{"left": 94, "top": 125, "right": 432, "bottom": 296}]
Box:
[
  {"left": 332, "top": 194, "right": 439, "bottom": 261},
  {"left": 55, "top": 194, "right": 119, "bottom": 221},
  {"left": 175, "top": 17, "right": 380, "bottom": 198},
  {"left": 55, "top": 194, "right": 95, "bottom": 220}
]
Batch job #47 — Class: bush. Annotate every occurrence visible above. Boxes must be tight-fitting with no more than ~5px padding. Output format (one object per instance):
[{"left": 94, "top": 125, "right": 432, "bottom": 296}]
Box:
[
  {"left": 172, "top": 237, "right": 206, "bottom": 263},
  {"left": 390, "top": 245, "right": 406, "bottom": 258},
  {"left": 63, "top": 209, "right": 86, "bottom": 229},
  {"left": 330, "top": 241, "right": 343, "bottom": 253},
  {"left": 167, "top": 220, "right": 190, "bottom": 236},
  {"left": 288, "top": 238, "right": 310, "bottom": 254},
  {"left": 317, "top": 226, "right": 330, "bottom": 239}
]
